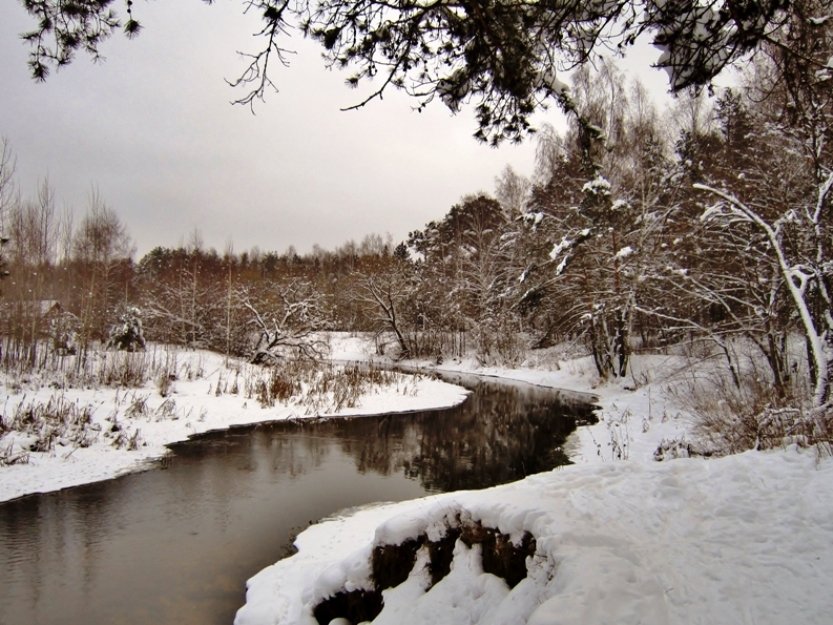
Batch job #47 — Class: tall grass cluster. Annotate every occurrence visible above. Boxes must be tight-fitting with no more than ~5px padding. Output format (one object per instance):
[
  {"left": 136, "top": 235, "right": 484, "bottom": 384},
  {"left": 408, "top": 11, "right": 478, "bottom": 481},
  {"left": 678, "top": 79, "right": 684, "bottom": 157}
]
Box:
[
  {"left": 662, "top": 337, "right": 833, "bottom": 456},
  {"left": 238, "top": 360, "right": 424, "bottom": 415},
  {"left": 1, "top": 341, "right": 200, "bottom": 392}
]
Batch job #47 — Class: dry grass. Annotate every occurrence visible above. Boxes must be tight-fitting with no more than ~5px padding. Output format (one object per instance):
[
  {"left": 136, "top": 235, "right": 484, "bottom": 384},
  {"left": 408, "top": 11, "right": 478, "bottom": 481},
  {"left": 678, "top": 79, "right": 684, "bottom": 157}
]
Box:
[
  {"left": 664, "top": 341, "right": 830, "bottom": 455},
  {"left": 1, "top": 342, "right": 202, "bottom": 394},
  {"left": 237, "top": 360, "right": 424, "bottom": 414},
  {"left": 0, "top": 340, "right": 436, "bottom": 464},
  {"left": 1, "top": 395, "right": 97, "bottom": 462}
]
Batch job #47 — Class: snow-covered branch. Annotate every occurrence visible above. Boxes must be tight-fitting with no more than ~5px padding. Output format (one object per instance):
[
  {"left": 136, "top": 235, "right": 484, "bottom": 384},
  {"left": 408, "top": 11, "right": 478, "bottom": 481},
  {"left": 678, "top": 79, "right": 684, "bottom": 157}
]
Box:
[
  {"left": 695, "top": 182, "right": 831, "bottom": 406},
  {"left": 239, "top": 283, "right": 330, "bottom": 365}
]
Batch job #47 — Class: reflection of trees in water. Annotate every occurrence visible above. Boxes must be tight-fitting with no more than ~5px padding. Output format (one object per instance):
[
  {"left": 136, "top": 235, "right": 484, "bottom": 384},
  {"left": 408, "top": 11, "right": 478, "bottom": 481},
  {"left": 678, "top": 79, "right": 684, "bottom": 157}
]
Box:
[
  {"left": 284, "top": 381, "right": 594, "bottom": 493},
  {"left": 260, "top": 434, "right": 332, "bottom": 479},
  {"left": 172, "top": 430, "right": 334, "bottom": 480},
  {"left": 179, "top": 378, "right": 594, "bottom": 492}
]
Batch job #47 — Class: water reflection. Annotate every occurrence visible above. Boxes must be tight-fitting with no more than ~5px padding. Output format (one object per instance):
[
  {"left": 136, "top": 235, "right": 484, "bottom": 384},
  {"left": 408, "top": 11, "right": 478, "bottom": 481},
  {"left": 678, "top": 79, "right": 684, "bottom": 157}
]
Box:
[
  {"left": 295, "top": 376, "right": 590, "bottom": 491},
  {"left": 0, "top": 374, "right": 594, "bottom": 625}
]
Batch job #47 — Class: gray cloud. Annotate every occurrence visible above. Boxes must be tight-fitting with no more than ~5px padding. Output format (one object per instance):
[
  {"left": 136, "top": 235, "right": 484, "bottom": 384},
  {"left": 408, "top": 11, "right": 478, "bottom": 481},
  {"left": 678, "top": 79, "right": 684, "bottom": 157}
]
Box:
[{"left": 0, "top": 2, "right": 542, "bottom": 257}]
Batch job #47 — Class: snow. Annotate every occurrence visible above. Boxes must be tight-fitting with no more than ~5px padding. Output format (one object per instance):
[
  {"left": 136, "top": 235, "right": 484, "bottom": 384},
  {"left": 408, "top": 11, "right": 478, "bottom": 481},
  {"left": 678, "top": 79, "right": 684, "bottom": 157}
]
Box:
[
  {"left": 7, "top": 333, "right": 832, "bottom": 624},
  {"left": 235, "top": 334, "right": 833, "bottom": 625},
  {"left": 548, "top": 236, "right": 572, "bottom": 261},
  {"left": 237, "top": 447, "right": 833, "bottom": 625},
  {"left": 614, "top": 245, "right": 634, "bottom": 260},
  {"left": 0, "top": 346, "right": 469, "bottom": 503},
  {"left": 523, "top": 211, "right": 545, "bottom": 229},
  {"left": 581, "top": 176, "right": 611, "bottom": 196},
  {"left": 538, "top": 67, "right": 570, "bottom": 96}
]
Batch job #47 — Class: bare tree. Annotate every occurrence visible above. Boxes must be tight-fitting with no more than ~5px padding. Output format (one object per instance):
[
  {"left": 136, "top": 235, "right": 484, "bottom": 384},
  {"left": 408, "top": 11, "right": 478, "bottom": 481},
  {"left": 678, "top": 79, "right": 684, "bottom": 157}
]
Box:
[
  {"left": 72, "top": 188, "right": 133, "bottom": 345},
  {"left": 140, "top": 280, "right": 223, "bottom": 348},
  {"left": 57, "top": 204, "right": 75, "bottom": 265},
  {"left": 240, "top": 281, "right": 330, "bottom": 364},
  {"left": 72, "top": 188, "right": 131, "bottom": 264},
  {"left": 31, "top": 177, "right": 58, "bottom": 266},
  {"left": 355, "top": 271, "right": 416, "bottom": 360},
  {"left": 0, "top": 137, "right": 16, "bottom": 285},
  {"left": 695, "top": 177, "right": 833, "bottom": 407},
  {"left": 0, "top": 137, "right": 15, "bottom": 219},
  {"left": 494, "top": 166, "right": 530, "bottom": 216}
]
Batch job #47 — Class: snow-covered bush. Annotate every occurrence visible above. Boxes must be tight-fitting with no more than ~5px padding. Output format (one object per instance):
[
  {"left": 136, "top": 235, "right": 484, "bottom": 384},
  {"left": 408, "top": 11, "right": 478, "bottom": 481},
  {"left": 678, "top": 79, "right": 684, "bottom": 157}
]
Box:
[
  {"left": 3, "top": 395, "right": 98, "bottom": 455},
  {"left": 251, "top": 365, "right": 302, "bottom": 408},
  {"left": 694, "top": 402, "right": 833, "bottom": 454},
  {"left": 670, "top": 354, "right": 833, "bottom": 454},
  {"left": 0, "top": 439, "right": 29, "bottom": 466},
  {"left": 242, "top": 360, "right": 421, "bottom": 413},
  {"left": 475, "top": 319, "right": 529, "bottom": 367},
  {"left": 49, "top": 310, "right": 80, "bottom": 355},
  {"left": 106, "top": 307, "right": 146, "bottom": 352},
  {"left": 654, "top": 437, "right": 695, "bottom": 461}
]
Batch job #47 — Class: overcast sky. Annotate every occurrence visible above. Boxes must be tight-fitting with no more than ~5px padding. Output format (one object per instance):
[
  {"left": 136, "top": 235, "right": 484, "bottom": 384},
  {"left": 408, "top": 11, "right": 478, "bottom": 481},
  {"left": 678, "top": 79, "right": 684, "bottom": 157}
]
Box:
[{"left": 0, "top": 2, "right": 670, "bottom": 258}]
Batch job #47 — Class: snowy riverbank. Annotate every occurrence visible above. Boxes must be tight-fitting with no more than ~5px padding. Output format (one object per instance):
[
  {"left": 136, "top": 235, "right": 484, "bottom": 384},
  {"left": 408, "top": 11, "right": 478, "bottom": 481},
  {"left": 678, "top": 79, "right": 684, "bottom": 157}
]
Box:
[
  {"left": 238, "top": 448, "right": 833, "bottom": 625},
  {"left": 235, "top": 334, "right": 833, "bottom": 625},
  {"left": 0, "top": 347, "right": 469, "bottom": 503},
  {"left": 328, "top": 333, "right": 692, "bottom": 464}
]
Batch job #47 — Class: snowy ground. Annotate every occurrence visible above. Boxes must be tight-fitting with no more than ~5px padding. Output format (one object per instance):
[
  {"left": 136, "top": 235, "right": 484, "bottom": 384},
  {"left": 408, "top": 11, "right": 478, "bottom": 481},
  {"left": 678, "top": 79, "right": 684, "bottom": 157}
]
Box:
[
  {"left": 0, "top": 346, "right": 469, "bottom": 503},
  {"left": 5, "top": 335, "right": 830, "bottom": 624},
  {"left": 235, "top": 333, "right": 833, "bottom": 625},
  {"left": 238, "top": 448, "right": 833, "bottom": 625}
]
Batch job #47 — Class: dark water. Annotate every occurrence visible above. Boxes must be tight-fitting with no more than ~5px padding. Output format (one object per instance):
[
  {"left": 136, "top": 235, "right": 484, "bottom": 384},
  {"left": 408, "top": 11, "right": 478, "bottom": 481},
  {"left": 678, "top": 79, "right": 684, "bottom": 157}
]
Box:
[{"left": 0, "top": 372, "right": 594, "bottom": 625}]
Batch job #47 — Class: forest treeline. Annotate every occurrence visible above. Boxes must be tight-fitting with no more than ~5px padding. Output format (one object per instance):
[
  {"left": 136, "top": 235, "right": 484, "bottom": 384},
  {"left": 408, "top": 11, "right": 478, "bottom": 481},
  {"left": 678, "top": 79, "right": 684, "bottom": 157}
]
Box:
[{"left": 1, "top": 15, "right": 832, "bottom": 428}]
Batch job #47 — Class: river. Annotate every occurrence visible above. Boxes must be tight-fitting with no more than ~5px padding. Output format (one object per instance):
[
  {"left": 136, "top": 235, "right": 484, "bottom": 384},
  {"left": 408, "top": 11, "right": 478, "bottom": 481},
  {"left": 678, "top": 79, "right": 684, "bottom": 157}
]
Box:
[{"left": 0, "top": 371, "right": 594, "bottom": 625}]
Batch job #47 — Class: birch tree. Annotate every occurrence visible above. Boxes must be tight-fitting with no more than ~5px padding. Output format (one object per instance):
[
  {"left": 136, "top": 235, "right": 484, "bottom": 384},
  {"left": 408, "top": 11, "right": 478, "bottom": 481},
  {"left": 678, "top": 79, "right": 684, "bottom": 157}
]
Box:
[
  {"left": 356, "top": 271, "right": 417, "bottom": 359},
  {"left": 690, "top": 1, "right": 833, "bottom": 408},
  {"left": 695, "top": 174, "right": 833, "bottom": 407}
]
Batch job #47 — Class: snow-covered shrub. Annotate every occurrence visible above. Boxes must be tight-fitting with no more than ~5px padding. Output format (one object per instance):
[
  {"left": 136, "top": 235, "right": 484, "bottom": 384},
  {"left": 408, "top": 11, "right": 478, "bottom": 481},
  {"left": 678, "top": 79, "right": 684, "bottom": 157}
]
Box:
[
  {"left": 156, "top": 372, "right": 174, "bottom": 397},
  {"left": 49, "top": 310, "right": 80, "bottom": 355},
  {"left": 695, "top": 402, "right": 832, "bottom": 454},
  {"left": 685, "top": 382, "right": 828, "bottom": 454},
  {"left": 252, "top": 366, "right": 301, "bottom": 408},
  {"left": 0, "top": 440, "right": 29, "bottom": 466},
  {"left": 112, "top": 427, "right": 143, "bottom": 450},
  {"left": 243, "top": 360, "right": 418, "bottom": 413},
  {"left": 125, "top": 393, "right": 150, "bottom": 418},
  {"left": 604, "top": 409, "right": 631, "bottom": 460},
  {"left": 155, "top": 398, "right": 177, "bottom": 420},
  {"left": 654, "top": 437, "right": 695, "bottom": 461},
  {"left": 98, "top": 352, "right": 150, "bottom": 387},
  {"left": 662, "top": 345, "right": 831, "bottom": 454},
  {"left": 106, "top": 307, "right": 146, "bottom": 352},
  {"left": 475, "top": 319, "right": 529, "bottom": 367},
  {"left": 5, "top": 395, "right": 98, "bottom": 454}
]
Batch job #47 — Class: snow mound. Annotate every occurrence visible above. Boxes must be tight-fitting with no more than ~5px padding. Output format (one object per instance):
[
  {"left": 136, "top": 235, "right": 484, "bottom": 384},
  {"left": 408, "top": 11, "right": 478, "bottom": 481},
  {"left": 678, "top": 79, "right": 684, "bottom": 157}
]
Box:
[{"left": 237, "top": 448, "right": 833, "bottom": 625}]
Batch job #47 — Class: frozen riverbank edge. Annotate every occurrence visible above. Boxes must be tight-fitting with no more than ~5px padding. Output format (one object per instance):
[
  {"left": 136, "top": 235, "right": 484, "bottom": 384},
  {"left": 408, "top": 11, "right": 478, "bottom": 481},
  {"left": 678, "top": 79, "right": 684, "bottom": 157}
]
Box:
[
  {"left": 235, "top": 335, "right": 833, "bottom": 625},
  {"left": 0, "top": 348, "right": 470, "bottom": 503}
]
